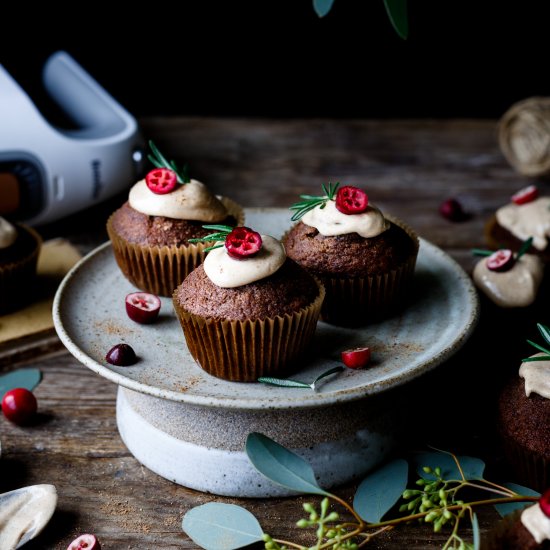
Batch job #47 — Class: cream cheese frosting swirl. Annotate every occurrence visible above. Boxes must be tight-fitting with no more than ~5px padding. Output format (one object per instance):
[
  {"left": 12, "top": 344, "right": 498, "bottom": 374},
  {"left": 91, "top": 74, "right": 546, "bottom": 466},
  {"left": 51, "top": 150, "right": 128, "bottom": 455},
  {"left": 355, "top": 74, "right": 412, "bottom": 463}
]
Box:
[
  {"left": 519, "top": 354, "right": 550, "bottom": 399},
  {"left": 302, "top": 200, "right": 389, "bottom": 238},
  {"left": 0, "top": 217, "right": 17, "bottom": 249},
  {"left": 496, "top": 197, "right": 550, "bottom": 250},
  {"left": 204, "top": 235, "right": 286, "bottom": 288},
  {"left": 521, "top": 503, "right": 550, "bottom": 544},
  {"left": 472, "top": 254, "right": 543, "bottom": 307},
  {"left": 129, "top": 179, "right": 228, "bottom": 222}
]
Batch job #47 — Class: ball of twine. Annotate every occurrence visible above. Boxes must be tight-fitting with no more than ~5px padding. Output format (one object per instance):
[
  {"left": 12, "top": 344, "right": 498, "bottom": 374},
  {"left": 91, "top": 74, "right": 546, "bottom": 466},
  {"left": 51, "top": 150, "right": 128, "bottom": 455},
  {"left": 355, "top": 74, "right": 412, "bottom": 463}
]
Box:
[{"left": 499, "top": 96, "right": 550, "bottom": 177}]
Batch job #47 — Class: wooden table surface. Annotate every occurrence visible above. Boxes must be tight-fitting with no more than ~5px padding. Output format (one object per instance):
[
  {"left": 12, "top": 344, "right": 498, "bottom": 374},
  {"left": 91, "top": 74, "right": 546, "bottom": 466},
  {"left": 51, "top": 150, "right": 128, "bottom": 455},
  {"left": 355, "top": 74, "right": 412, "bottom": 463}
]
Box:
[{"left": 1, "top": 118, "right": 547, "bottom": 549}]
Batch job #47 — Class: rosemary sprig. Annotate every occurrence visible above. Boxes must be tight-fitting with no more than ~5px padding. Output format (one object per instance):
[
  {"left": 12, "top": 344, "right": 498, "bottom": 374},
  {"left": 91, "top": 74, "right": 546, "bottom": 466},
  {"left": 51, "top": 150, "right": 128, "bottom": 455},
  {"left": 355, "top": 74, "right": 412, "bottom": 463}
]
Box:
[
  {"left": 188, "top": 224, "right": 233, "bottom": 252},
  {"left": 523, "top": 322, "right": 550, "bottom": 362},
  {"left": 147, "top": 140, "right": 191, "bottom": 184},
  {"left": 289, "top": 182, "right": 340, "bottom": 221},
  {"left": 258, "top": 366, "right": 344, "bottom": 391},
  {"left": 471, "top": 236, "right": 533, "bottom": 260}
]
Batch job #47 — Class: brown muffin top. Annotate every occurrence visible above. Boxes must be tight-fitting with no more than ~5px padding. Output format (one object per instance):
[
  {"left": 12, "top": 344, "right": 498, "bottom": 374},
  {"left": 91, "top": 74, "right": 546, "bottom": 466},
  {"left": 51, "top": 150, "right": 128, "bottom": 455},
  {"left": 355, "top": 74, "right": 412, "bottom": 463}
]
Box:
[
  {"left": 498, "top": 375, "right": 550, "bottom": 456},
  {"left": 485, "top": 215, "right": 550, "bottom": 263},
  {"left": 485, "top": 511, "right": 550, "bottom": 550},
  {"left": 109, "top": 202, "right": 236, "bottom": 247},
  {"left": 174, "top": 259, "right": 319, "bottom": 321},
  {"left": 0, "top": 224, "right": 41, "bottom": 266},
  {"left": 283, "top": 220, "right": 417, "bottom": 277}
]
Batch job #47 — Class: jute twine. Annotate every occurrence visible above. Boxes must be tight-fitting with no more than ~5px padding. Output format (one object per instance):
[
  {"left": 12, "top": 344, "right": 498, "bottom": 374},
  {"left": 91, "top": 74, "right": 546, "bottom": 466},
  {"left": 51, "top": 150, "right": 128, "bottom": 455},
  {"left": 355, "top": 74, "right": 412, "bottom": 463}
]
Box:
[{"left": 499, "top": 97, "right": 550, "bottom": 177}]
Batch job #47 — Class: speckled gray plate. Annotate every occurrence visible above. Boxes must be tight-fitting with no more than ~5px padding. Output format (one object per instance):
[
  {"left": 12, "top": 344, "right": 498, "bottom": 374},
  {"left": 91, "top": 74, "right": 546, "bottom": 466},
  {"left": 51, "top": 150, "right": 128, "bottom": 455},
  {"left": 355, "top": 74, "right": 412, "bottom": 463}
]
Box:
[{"left": 53, "top": 208, "right": 479, "bottom": 411}]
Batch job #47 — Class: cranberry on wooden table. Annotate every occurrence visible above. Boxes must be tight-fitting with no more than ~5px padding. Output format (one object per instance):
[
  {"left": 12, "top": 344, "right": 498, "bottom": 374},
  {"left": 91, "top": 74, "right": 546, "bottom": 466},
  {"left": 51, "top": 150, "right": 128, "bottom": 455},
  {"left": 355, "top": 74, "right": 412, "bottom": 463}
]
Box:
[
  {"left": 439, "top": 198, "right": 468, "bottom": 221},
  {"left": 67, "top": 534, "right": 101, "bottom": 550},
  {"left": 2, "top": 388, "right": 37, "bottom": 425},
  {"left": 105, "top": 344, "right": 137, "bottom": 366},
  {"left": 341, "top": 347, "right": 371, "bottom": 369},
  {"left": 125, "top": 292, "right": 161, "bottom": 324}
]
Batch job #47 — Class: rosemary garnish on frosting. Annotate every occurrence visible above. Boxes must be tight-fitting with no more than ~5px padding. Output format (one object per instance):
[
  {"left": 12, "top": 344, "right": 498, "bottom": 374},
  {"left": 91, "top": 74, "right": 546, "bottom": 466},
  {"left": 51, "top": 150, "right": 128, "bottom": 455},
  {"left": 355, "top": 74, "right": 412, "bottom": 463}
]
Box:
[
  {"left": 289, "top": 182, "right": 340, "bottom": 221},
  {"left": 147, "top": 140, "right": 190, "bottom": 184},
  {"left": 189, "top": 224, "right": 234, "bottom": 252},
  {"left": 471, "top": 236, "right": 533, "bottom": 259},
  {"left": 524, "top": 323, "right": 550, "bottom": 362}
]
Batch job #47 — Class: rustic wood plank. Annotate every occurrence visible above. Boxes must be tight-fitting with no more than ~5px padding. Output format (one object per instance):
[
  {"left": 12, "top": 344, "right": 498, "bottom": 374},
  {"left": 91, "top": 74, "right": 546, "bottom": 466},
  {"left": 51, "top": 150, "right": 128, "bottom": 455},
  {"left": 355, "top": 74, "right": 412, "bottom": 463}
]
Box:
[{"left": 1, "top": 118, "right": 541, "bottom": 549}]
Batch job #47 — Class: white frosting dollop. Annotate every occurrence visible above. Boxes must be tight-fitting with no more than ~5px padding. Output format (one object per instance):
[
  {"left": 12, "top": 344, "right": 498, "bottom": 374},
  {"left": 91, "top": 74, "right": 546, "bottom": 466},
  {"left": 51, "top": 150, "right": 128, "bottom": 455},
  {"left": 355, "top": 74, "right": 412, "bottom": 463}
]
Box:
[
  {"left": 129, "top": 179, "right": 228, "bottom": 222},
  {"left": 520, "top": 355, "right": 550, "bottom": 399},
  {"left": 204, "top": 235, "right": 286, "bottom": 288},
  {"left": 0, "top": 217, "right": 16, "bottom": 249},
  {"left": 496, "top": 197, "right": 550, "bottom": 250},
  {"left": 472, "top": 254, "right": 544, "bottom": 307},
  {"left": 302, "top": 201, "right": 390, "bottom": 238},
  {"left": 521, "top": 503, "right": 550, "bottom": 544}
]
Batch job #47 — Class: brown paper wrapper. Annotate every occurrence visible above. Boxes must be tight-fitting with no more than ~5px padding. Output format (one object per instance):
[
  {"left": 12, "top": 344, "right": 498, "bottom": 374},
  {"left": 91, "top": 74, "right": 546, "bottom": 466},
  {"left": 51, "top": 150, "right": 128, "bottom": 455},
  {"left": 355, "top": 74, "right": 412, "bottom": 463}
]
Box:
[
  {"left": 107, "top": 197, "right": 243, "bottom": 296},
  {"left": 172, "top": 280, "right": 325, "bottom": 382},
  {"left": 0, "top": 224, "right": 42, "bottom": 314},
  {"left": 501, "top": 437, "right": 549, "bottom": 494},
  {"left": 314, "top": 216, "right": 418, "bottom": 326}
]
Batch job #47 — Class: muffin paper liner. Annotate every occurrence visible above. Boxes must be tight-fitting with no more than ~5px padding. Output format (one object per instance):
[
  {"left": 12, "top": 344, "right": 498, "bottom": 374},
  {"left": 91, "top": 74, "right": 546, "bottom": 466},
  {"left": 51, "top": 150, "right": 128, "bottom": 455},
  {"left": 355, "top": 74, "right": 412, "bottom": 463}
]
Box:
[
  {"left": 501, "top": 437, "right": 549, "bottom": 494},
  {"left": 286, "top": 216, "right": 418, "bottom": 327},
  {"left": 107, "top": 197, "right": 243, "bottom": 297},
  {"left": 0, "top": 225, "right": 42, "bottom": 314},
  {"left": 172, "top": 280, "right": 325, "bottom": 382}
]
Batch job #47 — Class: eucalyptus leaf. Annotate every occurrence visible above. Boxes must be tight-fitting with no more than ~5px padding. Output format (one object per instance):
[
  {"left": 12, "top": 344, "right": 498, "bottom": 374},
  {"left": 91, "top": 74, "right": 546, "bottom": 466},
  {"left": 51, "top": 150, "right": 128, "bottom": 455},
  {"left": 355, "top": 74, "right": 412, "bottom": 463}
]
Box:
[
  {"left": 353, "top": 459, "right": 408, "bottom": 523},
  {"left": 516, "top": 237, "right": 534, "bottom": 259},
  {"left": 494, "top": 483, "right": 540, "bottom": 518},
  {"left": 258, "top": 366, "right": 343, "bottom": 390},
  {"left": 245, "top": 433, "right": 329, "bottom": 496},
  {"left": 383, "top": 0, "right": 408, "bottom": 40},
  {"left": 472, "top": 513, "right": 480, "bottom": 550},
  {"left": 182, "top": 503, "right": 263, "bottom": 550},
  {"left": 413, "top": 451, "right": 485, "bottom": 481},
  {"left": 313, "top": 0, "right": 335, "bottom": 18},
  {"left": 0, "top": 369, "right": 42, "bottom": 398}
]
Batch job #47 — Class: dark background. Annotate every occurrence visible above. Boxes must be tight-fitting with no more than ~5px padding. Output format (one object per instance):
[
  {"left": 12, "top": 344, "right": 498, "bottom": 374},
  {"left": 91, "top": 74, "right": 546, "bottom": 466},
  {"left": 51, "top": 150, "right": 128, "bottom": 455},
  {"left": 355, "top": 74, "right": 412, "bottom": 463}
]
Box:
[{"left": 2, "top": 1, "right": 550, "bottom": 119}]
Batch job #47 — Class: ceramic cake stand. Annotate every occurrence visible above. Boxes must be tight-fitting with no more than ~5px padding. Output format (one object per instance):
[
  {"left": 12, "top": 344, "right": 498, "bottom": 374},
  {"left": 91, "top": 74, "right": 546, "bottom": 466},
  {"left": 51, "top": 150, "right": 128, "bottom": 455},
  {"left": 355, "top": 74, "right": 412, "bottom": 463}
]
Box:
[{"left": 53, "top": 209, "right": 478, "bottom": 497}]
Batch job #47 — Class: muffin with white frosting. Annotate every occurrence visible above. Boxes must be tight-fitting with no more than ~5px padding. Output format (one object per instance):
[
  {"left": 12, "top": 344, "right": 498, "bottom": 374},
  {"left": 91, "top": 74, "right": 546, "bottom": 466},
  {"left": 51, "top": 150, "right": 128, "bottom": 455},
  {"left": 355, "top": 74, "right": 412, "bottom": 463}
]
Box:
[
  {"left": 481, "top": 492, "right": 550, "bottom": 549},
  {"left": 284, "top": 183, "right": 418, "bottom": 326},
  {"left": 485, "top": 184, "right": 550, "bottom": 262},
  {"left": 498, "top": 326, "right": 550, "bottom": 493},
  {"left": 472, "top": 240, "right": 544, "bottom": 308},
  {"left": 0, "top": 217, "right": 41, "bottom": 314},
  {"left": 172, "top": 226, "right": 324, "bottom": 381},
  {"left": 107, "top": 142, "right": 243, "bottom": 296}
]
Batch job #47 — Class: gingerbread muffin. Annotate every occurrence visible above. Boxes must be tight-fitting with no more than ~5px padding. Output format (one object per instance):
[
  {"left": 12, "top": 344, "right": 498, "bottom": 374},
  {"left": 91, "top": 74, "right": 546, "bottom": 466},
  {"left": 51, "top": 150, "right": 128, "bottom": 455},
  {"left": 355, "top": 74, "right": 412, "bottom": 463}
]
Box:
[
  {"left": 482, "top": 494, "right": 550, "bottom": 550},
  {"left": 173, "top": 226, "right": 324, "bottom": 382},
  {"left": 485, "top": 185, "right": 550, "bottom": 262},
  {"left": 284, "top": 183, "right": 418, "bottom": 326},
  {"left": 498, "top": 327, "right": 550, "bottom": 493},
  {"left": 472, "top": 241, "right": 544, "bottom": 308},
  {"left": 0, "top": 217, "right": 41, "bottom": 314},
  {"left": 107, "top": 142, "right": 243, "bottom": 296}
]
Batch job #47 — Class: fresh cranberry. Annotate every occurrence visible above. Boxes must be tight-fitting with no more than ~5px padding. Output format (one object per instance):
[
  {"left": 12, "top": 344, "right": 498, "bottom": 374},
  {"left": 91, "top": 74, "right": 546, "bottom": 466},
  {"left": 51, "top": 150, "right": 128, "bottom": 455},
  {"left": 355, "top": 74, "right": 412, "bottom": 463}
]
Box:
[
  {"left": 67, "top": 534, "right": 101, "bottom": 550},
  {"left": 540, "top": 488, "right": 550, "bottom": 518},
  {"left": 225, "top": 227, "right": 263, "bottom": 259},
  {"left": 439, "top": 198, "right": 468, "bottom": 221},
  {"left": 145, "top": 168, "right": 177, "bottom": 194},
  {"left": 486, "top": 249, "right": 515, "bottom": 272},
  {"left": 341, "top": 347, "right": 371, "bottom": 369},
  {"left": 2, "top": 388, "right": 37, "bottom": 425},
  {"left": 335, "top": 186, "right": 369, "bottom": 214},
  {"left": 511, "top": 184, "right": 538, "bottom": 205},
  {"left": 125, "top": 292, "right": 161, "bottom": 324},
  {"left": 106, "top": 344, "right": 137, "bottom": 366}
]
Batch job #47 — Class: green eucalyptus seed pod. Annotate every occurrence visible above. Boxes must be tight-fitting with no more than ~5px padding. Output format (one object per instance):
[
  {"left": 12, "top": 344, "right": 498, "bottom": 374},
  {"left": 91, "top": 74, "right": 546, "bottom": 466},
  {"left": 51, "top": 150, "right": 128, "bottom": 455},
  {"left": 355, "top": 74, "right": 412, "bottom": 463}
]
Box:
[
  {"left": 416, "top": 479, "right": 426, "bottom": 486},
  {"left": 409, "top": 501, "right": 418, "bottom": 511},
  {"left": 399, "top": 504, "right": 409, "bottom": 513},
  {"left": 422, "top": 499, "right": 433, "bottom": 508},
  {"left": 433, "top": 517, "right": 443, "bottom": 533},
  {"left": 303, "top": 503, "right": 315, "bottom": 513},
  {"left": 443, "top": 509, "right": 452, "bottom": 520},
  {"left": 403, "top": 490, "right": 415, "bottom": 499},
  {"left": 326, "top": 529, "right": 336, "bottom": 539},
  {"left": 309, "top": 512, "right": 318, "bottom": 521},
  {"left": 296, "top": 519, "right": 309, "bottom": 528},
  {"left": 321, "top": 497, "right": 330, "bottom": 515},
  {"left": 425, "top": 511, "right": 438, "bottom": 523},
  {"left": 423, "top": 466, "right": 432, "bottom": 474},
  {"left": 439, "top": 488, "right": 446, "bottom": 501},
  {"left": 434, "top": 467, "right": 441, "bottom": 476},
  {"left": 327, "top": 511, "right": 339, "bottom": 521},
  {"left": 265, "top": 542, "right": 275, "bottom": 550},
  {"left": 262, "top": 534, "right": 272, "bottom": 542}
]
